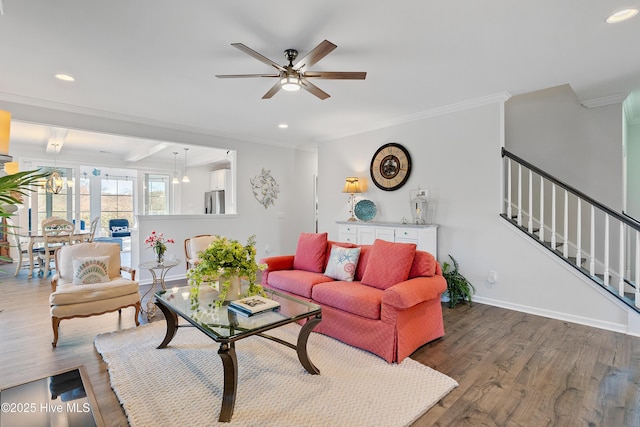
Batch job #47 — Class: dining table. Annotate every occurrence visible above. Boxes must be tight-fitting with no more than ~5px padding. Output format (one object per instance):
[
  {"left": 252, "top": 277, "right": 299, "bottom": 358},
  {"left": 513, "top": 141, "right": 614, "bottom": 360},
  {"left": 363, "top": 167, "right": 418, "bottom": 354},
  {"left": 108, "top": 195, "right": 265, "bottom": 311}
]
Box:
[{"left": 21, "top": 230, "right": 91, "bottom": 278}]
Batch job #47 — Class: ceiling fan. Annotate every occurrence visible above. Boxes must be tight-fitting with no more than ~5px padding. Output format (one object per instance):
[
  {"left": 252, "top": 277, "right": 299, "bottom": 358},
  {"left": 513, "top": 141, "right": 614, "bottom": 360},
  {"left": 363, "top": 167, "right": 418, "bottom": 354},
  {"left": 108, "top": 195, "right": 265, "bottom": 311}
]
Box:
[{"left": 215, "top": 40, "right": 366, "bottom": 100}]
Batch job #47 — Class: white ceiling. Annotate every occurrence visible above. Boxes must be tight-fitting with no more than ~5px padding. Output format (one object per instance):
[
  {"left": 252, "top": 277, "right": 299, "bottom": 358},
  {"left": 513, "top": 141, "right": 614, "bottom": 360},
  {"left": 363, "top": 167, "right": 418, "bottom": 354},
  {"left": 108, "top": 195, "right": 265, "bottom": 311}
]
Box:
[{"left": 1, "top": 0, "right": 640, "bottom": 156}]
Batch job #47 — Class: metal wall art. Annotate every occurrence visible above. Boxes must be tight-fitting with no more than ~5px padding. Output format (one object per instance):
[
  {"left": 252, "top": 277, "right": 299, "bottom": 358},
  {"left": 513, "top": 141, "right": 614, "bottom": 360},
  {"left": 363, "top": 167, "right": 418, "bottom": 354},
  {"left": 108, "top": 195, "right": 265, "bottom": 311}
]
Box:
[{"left": 250, "top": 168, "right": 279, "bottom": 209}]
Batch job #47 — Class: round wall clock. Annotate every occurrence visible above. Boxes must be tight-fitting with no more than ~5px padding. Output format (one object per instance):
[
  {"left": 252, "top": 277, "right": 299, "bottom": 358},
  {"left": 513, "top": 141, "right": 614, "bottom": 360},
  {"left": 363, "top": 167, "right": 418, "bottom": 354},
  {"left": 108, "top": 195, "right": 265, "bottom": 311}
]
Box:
[{"left": 370, "top": 143, "right": 412, "bottom": 191}]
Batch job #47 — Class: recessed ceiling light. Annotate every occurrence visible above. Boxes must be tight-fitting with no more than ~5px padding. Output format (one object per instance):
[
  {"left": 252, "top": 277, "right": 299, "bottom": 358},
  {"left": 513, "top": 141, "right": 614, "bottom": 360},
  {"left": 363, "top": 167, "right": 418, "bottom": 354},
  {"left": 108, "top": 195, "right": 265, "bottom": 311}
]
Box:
[
  {"left": 606, "top": 8, "right": 638, "bottom": 23},
  {"left": 278, "top": 124, "right": 289, "bottom": 129},
  {"left": 55, "top": 74, "right": 76, "bottom": 82}
]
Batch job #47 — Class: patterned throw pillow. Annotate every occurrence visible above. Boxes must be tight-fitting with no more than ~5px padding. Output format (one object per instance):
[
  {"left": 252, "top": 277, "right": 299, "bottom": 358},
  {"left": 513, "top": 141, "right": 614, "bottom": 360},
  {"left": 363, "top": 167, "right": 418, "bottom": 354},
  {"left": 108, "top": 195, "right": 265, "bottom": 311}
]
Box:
[
  {"left": 72, "top": 256, "right": 111, "bottom": 285},
  {"left": 324, "top": 245, "right": 361, "bottom": 281}
]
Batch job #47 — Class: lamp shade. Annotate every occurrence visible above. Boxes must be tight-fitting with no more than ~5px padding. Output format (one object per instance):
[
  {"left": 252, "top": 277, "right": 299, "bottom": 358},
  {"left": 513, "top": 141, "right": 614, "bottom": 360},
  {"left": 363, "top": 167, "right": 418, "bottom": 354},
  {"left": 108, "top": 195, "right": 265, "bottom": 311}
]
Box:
[
  {"left": 342, "top": 177, "right": 361, "bottom": 194},
  {"left": 4, "top": 161, "right": 18, "bottom": 175},
  {"left": 0, "top": 110, "right": 11, "bottom": 156}
]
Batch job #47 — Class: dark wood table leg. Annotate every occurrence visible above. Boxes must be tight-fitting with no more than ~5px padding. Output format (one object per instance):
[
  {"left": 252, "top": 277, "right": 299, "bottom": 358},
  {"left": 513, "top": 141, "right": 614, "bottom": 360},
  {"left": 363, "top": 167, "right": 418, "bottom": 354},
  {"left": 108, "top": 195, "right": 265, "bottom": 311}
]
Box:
[
  {"left": 218, "top": 342, "right": 237, "bottom": 422},
  {"left": 297, "top": 315, "right": 321, "bottom": 375},
  {"left": 155, "top": 301, "right": 179, "bottom": 349}
]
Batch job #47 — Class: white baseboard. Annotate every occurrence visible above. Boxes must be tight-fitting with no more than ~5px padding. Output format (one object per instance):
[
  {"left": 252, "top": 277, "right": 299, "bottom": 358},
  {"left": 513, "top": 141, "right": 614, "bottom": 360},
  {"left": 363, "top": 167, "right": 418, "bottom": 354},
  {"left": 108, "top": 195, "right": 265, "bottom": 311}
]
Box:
[{"left": 473, "top": 295, "right": 629, "bottom": 335}]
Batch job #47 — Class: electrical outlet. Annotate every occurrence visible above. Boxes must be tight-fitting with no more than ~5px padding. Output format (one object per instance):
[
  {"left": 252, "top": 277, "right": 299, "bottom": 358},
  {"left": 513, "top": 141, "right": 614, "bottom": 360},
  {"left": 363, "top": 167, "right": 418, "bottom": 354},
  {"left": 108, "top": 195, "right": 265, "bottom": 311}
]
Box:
[{"left": 488, "top": 270, "right": 497, "bottom": 283}]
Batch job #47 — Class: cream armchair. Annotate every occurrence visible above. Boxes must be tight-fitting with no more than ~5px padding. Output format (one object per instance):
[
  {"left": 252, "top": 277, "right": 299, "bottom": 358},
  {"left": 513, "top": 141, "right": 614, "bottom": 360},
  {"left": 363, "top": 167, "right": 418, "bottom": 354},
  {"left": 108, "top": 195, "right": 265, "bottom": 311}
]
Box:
[
  {"left": 50, "top": 242, "right": 141, "bottom": 347},
  {"left": 184, "top": 234, "right": 217, "bottom": 270}
]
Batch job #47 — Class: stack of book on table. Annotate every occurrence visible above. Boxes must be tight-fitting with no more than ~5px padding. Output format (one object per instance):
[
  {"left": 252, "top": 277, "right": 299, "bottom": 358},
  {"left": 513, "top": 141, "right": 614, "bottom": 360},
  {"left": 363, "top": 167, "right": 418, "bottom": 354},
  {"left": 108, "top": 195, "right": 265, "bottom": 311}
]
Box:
[{"left": 228, "top": 296, "right": 281, "bottom": 317}]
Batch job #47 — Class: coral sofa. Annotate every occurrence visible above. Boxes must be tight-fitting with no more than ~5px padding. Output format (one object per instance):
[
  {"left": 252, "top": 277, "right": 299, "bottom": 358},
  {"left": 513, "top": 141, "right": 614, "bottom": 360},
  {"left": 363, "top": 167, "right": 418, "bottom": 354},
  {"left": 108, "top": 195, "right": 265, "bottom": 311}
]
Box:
[{"left": 260, "top": 232, "right": 446, "bottom": 363}]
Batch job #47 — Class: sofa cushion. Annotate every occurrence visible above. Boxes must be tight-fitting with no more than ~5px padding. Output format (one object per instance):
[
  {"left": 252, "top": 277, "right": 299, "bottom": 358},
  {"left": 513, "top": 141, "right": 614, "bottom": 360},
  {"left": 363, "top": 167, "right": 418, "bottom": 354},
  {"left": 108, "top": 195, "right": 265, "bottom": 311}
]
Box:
[
  {"left": 408, "top": 250, "right": 437, "bottom": 278},
  {"left": 361, "top": 240, "right": 417, "bottom": 290},
  {"left": 312, "top": 281, "right": 383, "bottom": 320},
  {"left": 355, "top": 245, "right": 372, "bottom": 281},
  {"left": 293, "top": 232, "right": 328, "bottom": 273},
  {"left": 324, "top": 240, "right": 357, "bottom": 270},
  {"left": 50, "top": 277, "right": 139, "bottom": 306},
  {"left": 324, "top": 245, "right": 361, "bottom": 281},
  {"left": 267, "top": 270, "right": 334, "bottom": 298},
  {"left": 72, "top": 256, "right": 111, "bottom": 285}
]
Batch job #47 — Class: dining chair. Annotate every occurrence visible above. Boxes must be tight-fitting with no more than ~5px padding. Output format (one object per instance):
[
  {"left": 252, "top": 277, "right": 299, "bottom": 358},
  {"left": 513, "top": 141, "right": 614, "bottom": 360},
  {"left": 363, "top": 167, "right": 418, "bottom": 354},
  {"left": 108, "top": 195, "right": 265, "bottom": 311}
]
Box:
[
  {"left": 39, "top": 218, "right": 74, "bottom": 277},
  {"left": 88, "top": 217, "right": 100, "bottom": 242},
  {"left": 5, "top": 218, "right": 43, "bottom": 276}
]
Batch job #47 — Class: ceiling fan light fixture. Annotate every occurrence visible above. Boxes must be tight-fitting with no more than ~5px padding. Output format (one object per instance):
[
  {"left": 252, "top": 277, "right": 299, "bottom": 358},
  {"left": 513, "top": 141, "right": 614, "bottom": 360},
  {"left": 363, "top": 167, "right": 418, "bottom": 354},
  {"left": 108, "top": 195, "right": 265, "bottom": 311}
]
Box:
[
  {"left": 606, "top": 8, "right": 638, "bottom": 23},
  {"left": 280, "top": 74, "right": 301, "bottom": 91}
]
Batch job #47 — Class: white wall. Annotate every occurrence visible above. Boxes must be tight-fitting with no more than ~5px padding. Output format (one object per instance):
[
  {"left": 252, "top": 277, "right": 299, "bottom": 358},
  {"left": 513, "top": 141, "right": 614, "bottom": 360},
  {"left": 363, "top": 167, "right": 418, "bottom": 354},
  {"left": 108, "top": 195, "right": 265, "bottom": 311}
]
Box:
[
  {"left": 505, "top": 84, "right": 623, "bottom": 210},
  {"left": 318, "top": 96, "right": 630, "bottom": 333},
  {"left": 625, "top": 121, "right": 640, "bottom": 220}
]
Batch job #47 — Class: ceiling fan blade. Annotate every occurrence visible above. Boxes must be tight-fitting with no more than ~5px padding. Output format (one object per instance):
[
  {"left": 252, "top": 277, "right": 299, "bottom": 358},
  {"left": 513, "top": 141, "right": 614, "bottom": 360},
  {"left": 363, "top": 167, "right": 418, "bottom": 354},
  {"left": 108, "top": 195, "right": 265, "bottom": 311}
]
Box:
[
  {"left": 231, "top": 43, "right": 286, "bottom": 72},
  {"left": 216, "top": 74, "right": 279, "bottom": 79},
  {"left": 293, "top": 40, "right": 337, "bottom": 69},
  {"left": 303, "top": 71, "right": 367, "bottom": 80},
  {"left": 300, "top": 78, "right": 330, "bottom": 100},
  {"left": 262, "top": 81, "right": 282, "bottom": 99}
]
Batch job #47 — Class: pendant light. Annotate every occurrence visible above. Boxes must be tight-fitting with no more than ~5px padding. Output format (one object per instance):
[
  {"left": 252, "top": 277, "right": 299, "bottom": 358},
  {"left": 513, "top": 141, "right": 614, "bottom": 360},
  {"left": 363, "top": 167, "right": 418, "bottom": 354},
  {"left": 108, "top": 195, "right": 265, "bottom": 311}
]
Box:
[
  {"left": 181, "top": 148, "right": 190, "bottom": 183},
  {"left": 171, "top": 151, "right": 179, "bottom": 184},
  {"left": 46, "top": 143, "right": 64, "bottom": 194}
]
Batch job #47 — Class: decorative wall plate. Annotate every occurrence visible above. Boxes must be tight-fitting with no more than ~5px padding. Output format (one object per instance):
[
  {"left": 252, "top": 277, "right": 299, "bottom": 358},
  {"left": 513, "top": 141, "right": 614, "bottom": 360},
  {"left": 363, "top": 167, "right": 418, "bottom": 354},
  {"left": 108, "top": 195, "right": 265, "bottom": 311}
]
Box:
[{"left": 354, "top": 199, "right": 377, "bottom": 221}]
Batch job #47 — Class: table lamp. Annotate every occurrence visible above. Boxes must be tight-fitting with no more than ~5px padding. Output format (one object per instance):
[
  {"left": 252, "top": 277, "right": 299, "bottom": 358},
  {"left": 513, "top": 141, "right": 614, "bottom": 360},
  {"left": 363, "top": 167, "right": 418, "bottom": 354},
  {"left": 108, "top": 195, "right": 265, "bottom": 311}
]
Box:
[{"left": 342, "top": 177, "right": 362, "bottom": 221}]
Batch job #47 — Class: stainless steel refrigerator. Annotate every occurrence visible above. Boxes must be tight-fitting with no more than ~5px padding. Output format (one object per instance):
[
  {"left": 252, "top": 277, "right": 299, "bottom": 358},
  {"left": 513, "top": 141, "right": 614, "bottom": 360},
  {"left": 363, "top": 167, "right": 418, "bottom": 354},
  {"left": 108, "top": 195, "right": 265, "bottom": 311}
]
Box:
[{"left": 204, "top": 190, "right": 225, "bottom": 214}]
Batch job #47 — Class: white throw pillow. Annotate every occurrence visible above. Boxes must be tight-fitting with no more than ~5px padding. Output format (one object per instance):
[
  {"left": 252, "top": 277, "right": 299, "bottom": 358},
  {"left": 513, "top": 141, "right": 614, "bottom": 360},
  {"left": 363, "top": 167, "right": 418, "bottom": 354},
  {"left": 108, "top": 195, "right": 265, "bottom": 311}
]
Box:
[
  {"left": 324, "top": 245, "right": 361, "bottom": 282},
  {"left": 72, "top": 256, "right": 111, "bottom": 285}
]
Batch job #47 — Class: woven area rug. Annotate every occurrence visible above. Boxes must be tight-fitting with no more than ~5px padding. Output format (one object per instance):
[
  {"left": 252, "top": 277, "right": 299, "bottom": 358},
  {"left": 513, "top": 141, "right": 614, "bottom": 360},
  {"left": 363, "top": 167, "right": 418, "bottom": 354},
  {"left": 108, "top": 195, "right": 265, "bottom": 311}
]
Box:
[{"left": 94, "top": 322, "right": 457, "bottom": 426}]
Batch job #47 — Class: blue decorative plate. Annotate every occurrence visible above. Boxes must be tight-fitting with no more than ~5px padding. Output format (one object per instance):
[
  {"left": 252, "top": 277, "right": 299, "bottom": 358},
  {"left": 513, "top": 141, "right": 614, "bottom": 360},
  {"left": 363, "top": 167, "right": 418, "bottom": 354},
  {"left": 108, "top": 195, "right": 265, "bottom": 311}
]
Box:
[{"left": 354, "top": 199, "right": 377, "bottom": 221}]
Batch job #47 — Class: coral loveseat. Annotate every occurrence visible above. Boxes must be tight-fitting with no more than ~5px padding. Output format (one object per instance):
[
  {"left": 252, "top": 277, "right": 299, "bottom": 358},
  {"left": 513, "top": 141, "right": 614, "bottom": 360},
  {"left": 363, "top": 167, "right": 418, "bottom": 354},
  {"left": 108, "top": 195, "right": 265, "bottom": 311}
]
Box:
[{"left": 261, "top": 232, "right": 446, "bottom": 363}]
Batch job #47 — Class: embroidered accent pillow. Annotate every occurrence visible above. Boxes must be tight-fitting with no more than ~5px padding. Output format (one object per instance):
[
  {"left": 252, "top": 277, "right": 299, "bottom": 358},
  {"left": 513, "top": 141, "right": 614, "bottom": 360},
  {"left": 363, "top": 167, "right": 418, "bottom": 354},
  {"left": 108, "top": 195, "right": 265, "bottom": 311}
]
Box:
[
  {"left": 324, "top": 245, "right": 361, "bottom": 281},
  {"left": 72, "top": 256, "right": 111, "bottom": 285},
  {"left": 111, "top": 225, "right": 128, "bottom": 232}
]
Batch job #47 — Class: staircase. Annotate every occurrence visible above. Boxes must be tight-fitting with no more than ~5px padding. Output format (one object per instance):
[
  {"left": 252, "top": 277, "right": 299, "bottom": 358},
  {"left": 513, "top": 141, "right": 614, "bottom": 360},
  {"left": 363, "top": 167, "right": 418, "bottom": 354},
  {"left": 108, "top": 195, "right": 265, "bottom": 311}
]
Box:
[{"left": 501, "top": 148, "right": 640, "bottom": 313}]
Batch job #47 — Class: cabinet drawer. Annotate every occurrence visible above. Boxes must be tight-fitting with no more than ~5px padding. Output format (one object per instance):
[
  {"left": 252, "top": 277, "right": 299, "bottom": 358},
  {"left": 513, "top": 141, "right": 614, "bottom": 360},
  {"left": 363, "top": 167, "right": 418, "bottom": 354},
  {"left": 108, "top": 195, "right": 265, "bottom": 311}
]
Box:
[
  {"left": 339, "top": 225, "right": 357, "bottom": 235},
  {"left": 394, "top": 228, "right": 418, "bottom": 240},
  {"left": 339, "top": 234, "right": 357, "bottom": 244},
  {"left": 375, "top": 228, "right": 395, "bottom": 242}
]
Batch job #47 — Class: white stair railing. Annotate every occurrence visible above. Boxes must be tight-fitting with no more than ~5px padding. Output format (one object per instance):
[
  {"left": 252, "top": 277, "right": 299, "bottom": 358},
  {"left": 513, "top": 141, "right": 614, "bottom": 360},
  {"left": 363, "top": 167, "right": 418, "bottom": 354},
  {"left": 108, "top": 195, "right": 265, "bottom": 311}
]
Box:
[{"left": 501, "top": 148, "right": 640, "bottom": 311}]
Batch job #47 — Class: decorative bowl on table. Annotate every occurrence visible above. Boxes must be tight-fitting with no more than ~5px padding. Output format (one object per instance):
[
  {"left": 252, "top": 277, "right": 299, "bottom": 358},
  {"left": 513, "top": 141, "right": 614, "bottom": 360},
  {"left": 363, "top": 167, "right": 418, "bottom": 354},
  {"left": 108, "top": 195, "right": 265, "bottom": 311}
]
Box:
[{"left": 354, "top": 199, "right": 377, "bottom": 221}]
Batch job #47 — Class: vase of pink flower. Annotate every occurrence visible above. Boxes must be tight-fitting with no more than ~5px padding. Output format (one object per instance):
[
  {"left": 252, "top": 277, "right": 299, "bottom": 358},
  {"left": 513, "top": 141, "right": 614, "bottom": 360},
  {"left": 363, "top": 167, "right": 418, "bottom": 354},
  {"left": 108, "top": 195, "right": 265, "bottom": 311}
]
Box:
[{"left": 145, "top": 231, "right": 175, "bottom": 265}]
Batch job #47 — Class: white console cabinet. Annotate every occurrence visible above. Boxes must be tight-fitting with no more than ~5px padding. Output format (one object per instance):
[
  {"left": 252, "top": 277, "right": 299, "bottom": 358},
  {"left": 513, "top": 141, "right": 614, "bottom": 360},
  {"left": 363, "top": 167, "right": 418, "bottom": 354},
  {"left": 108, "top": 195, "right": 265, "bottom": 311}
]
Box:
[{"left": 336, "top": 221, "right": 438, "bottom": 258}]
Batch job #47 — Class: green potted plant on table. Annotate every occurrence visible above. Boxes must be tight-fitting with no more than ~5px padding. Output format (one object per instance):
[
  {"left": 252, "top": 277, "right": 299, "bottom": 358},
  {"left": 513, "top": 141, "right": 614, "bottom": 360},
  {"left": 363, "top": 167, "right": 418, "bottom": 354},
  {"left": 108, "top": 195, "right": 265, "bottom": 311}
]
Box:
[
  {"left": 187, "top": 235, "right": 267, "bottom": 308},
  {"left": 441, "top": 254, "right": 475, "bottom": 308}
]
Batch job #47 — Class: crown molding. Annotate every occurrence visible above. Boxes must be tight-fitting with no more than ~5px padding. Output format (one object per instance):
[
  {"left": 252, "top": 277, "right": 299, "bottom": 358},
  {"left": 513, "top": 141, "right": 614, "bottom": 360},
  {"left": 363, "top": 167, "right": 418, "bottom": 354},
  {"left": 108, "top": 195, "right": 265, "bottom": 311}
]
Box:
[
  {"left": 581, "top": 93, "right": 629, "bottom": 108},
  {"left": 317, "top": 92, "right": 512, "bottom": 142},
  {"left": 0, "top": 92, "right": 316, "bottom": 152}
]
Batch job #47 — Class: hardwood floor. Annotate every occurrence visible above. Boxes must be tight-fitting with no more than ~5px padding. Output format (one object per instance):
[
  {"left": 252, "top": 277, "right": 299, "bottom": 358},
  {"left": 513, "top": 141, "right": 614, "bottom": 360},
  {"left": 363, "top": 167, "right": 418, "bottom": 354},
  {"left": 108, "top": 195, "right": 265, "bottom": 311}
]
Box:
[{"left": 1, "top": 268, "right": 638, "bottom": 426}]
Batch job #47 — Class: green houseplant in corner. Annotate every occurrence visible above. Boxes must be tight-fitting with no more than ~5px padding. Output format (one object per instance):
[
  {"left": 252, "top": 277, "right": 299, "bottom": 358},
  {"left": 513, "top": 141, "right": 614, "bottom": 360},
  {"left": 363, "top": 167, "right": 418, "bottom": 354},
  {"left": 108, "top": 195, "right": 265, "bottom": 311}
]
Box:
[{"left": 441, "top": 254, "right": 475, "bottom": 308}]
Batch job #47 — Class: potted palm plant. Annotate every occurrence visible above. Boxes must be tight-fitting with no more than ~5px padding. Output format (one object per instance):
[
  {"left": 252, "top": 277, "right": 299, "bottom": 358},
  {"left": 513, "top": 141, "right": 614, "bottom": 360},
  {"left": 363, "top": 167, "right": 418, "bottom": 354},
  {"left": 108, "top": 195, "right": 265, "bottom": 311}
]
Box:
[
  {"left": 441, "top": 254, "right": 475, "bottom": 308},
  {"left": 0, "top": 169, "right": 48, "bottom": 312}
]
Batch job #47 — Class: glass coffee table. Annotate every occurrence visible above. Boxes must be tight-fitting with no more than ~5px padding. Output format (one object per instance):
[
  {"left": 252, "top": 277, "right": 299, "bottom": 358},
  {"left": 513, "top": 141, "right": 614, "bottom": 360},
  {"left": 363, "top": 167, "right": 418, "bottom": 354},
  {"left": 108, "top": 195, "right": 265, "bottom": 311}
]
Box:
[{"left": 154, "top": 286, "right": 322, "bottom": 423}]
